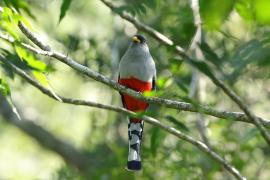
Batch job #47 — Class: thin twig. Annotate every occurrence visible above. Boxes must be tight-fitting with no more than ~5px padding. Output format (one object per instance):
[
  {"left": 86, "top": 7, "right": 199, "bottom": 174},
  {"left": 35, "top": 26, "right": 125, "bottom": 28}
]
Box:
[
  {"left": 1, "top": 31, "right": 269, "bottom": 128},
  {"left": 0, "top": 56, "right": 246, "bottom": 180},
  {"left": 99, "top": 0, "right": 270, "bottom": 146}
]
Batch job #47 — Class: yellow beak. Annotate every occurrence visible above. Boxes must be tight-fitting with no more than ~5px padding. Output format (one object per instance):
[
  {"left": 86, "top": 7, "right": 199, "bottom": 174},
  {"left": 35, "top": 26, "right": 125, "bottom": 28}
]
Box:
[{"left": 132, "top": 36, "right": 141, "bottom": 43}]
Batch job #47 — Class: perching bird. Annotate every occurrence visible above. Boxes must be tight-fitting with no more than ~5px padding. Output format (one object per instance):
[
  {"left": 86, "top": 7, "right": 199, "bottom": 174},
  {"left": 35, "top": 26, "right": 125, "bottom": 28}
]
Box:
[{"left": 118, "top": 35, "right": 156, "bottom": 171}]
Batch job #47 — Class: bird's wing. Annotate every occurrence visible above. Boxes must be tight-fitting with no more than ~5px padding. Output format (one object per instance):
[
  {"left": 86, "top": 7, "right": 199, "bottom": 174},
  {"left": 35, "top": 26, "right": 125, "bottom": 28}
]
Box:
[
  {"left": 152, "top": 76, "right": 156, "bottom": 91},
  {"left": 118, "top": 75, "right": 127, "bottom": 108}
]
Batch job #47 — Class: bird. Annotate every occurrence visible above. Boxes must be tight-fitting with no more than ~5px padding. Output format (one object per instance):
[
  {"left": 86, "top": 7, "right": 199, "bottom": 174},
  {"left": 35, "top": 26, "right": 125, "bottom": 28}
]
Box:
[{"left": 118, "top": 34, "right": 156, "bottom": 171}]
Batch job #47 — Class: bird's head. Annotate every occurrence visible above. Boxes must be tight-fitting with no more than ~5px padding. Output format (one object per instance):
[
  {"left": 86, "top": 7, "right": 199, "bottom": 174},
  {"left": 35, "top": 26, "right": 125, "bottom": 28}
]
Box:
[
  {"left": 131, "top": 34, "right": 147, "bottom": 45},
  {"left": 129, "top": 34, "right": 149, "bottom": 54}
]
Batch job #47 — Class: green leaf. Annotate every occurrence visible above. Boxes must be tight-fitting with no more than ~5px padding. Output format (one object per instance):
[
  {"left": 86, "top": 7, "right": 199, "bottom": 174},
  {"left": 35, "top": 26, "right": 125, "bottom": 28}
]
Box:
[
  {"left": 235, "top": 0, "right": 254, "bottom": 22},
  {"left": 32, "top": 71, "right": 62, "bottom": 101},
  {"left": 169, "top": 58, "right": 184, "bottom": 74},
  {"left": 1, "top": 49, "right": 30, "bottom": 78},
  {"left": 236, "top": 0, "right": 270, "bottom": 24},
  {"left": 59, "top": 0, "right": 72, "bottom": 23},
  {"left": 14, "top": 45, "right": 27, "bottom": 61},
  {"left": 254, "top": 0, "right": 270, "bottom": 24},
  {"left": 199, "top": 42, "right": 221, "bottom": 68},
  {"left": 0, "top": 78, "right": 11, "bottom": 97},
  {"left": 165, "top": 116, "right": 189, "bottom": 132},
  {"left": 0, "top": 77, "right": 21, "bottom": 120},
  {"left": 3, "top": 0, "right": 34, "bottom": 18},
  {"left": 200, "top": 0, "right": 236, "bottom": 30},
  {"left": 32, "top": 71, "right": 48, "bottom": 87},
  {"left": 14, "top": 44, "right": 47, "bottom": 72},
  {"left": 169, "top": 6, "right": 196, "bottom": 48},
  {"left": 0, "top": 7, "right": 21, "bottom": 39},
  {"left": 143, "top": 91, "right": 157, "bottom": 97},
  {"left": 156, "top": 77, "right": 172, "bottom": 89}
]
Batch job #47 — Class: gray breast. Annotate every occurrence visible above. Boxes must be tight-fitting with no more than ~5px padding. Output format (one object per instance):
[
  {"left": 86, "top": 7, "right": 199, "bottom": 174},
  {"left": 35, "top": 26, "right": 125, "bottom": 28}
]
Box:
[{"left": 119, "top": 44, "right": 156, "bottom": 82}]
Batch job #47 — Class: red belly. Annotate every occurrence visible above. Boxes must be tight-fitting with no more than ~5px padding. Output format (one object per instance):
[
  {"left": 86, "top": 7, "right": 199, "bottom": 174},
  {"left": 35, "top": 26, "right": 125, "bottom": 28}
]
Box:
[{"left": 119, "top": 77, "right": 152, "bottom": 112}]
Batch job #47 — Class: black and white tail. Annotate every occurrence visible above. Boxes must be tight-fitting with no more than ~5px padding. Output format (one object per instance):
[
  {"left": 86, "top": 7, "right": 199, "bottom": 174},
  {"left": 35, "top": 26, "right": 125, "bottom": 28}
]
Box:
[{"left": 127, "top": 120, "right": 144, "bottom": 171}]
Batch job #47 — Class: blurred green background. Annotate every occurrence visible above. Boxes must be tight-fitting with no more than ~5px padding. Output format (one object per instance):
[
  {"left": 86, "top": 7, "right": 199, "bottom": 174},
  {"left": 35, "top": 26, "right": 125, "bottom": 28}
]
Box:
[{"left": 0, "top": 0, "right": 270, "bottom": 179}]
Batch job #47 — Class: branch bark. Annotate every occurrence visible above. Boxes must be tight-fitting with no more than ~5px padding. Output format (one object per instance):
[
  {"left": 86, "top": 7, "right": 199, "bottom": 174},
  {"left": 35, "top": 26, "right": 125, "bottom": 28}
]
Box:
[
  {"left": 0, "top": 56, "right": 246, "bottom": 180},
  {"left": 1, "top": 29, "right": 269, "bottom": 128},
  {"left": 99, "top": 0, "right": 270, "bottom": 146}
]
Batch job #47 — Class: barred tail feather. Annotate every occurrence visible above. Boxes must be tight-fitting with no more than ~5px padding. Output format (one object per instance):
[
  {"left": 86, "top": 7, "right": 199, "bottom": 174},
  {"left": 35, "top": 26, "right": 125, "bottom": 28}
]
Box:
[{"left": 127, "top": 119, "right": 144, "bottom": 171}]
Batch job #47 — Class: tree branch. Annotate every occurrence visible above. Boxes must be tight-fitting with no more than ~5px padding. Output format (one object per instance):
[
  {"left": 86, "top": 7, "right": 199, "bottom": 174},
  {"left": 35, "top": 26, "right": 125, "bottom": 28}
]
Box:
[
  {"left": 0, "top": 56, "right": 246, "bottom": 180},
  {"left": 99, "top": 0, "right": 270, "bottom": 146},
  {"left": 3, "top": 23, "right": 267, "bottom": 128}
]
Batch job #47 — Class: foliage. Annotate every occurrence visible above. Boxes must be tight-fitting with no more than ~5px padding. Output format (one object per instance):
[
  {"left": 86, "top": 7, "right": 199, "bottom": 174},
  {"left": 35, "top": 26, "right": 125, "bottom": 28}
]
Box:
[
  {"left": 0, "top": 0, "right": 270, "bottom": 179},
  {"left": 0, "top": 77, "right": 10, "bottom": 97},
  {"left": 59, "top": 0, "right": 72, "bottom": 23}
]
